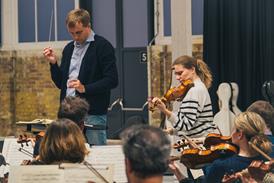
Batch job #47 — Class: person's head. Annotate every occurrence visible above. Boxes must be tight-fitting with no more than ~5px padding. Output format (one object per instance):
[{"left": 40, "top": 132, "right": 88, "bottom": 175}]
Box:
[
  {"left": 172, "top": 55, "right": 212, "bottom": 89},
  {"left": 66, "top": 9, "right": 91, "bottom": 44},
  {"left": 57, "top": 96, "right": 89, "bottom": 131},
  {"left": 39, "top": 118, "right": 89, "bottom": 164},
  {"left": 121, "top": 125, "right": 171, "bottom": 181},
  {"left": 247, "top": 100, "right": 274, "bottom": 134},
  {"left": 232, "top": 112, "right": 272, "bottom": 156}
]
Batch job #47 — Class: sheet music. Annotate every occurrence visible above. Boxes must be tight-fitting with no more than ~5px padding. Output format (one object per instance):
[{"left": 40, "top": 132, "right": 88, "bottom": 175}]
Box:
[
  {"left": 8, "top": 165, "right": 62, "bottom": 183},
  {"left": 86, "top": 145, "right": 127, "bottom": 183},
  {"left": 0, "top": 137, "right": 34, "bottom": 177},
  {"left": 8, "top": 164, "right": 113, "bottom": 183},
  {"left": 61, "top": 163, "right": 114, "bottom": 183}
]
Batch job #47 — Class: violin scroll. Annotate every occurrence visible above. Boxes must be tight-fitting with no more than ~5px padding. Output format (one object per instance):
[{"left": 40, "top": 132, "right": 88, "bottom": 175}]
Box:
[{"left": 17, "top": 131, "right": 45, "bottom": 148}]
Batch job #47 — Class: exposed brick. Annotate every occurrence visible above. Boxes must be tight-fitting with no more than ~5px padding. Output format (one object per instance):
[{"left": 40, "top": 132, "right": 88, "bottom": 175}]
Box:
[{"left": 0, "top": 50, "right": 62, "bottom": 136}]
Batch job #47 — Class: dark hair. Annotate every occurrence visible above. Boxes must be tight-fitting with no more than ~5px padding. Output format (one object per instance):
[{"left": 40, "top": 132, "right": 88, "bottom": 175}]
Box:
[
  {"left": 121, "top": 125, "right": 171, "bottom": 178},
  {"left": 172, "top": 55, "right": 212, "bottom": 89},
  {"left": 247, "top": 100, "right": 274, "bottom": 134},
  {"left": 57, "top": 96, "right": 89, "bottom": 127},
  {"left": 39, "top": 119, "right": 89, "bottom": 164}
]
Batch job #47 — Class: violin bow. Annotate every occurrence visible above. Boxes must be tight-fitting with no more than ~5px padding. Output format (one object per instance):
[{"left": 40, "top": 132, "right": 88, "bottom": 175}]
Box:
[
  {"left": 18, "top": 147, "right": 33, "bottom": 158},
  {"left": 49, "top": 8, "right": 54, "bottom": 41},
  {"left": 248, "top": 142, "right": 272, "bottom": 161},
  {"left": 83, "top": 161, "right": 109, "bottom": 183}
]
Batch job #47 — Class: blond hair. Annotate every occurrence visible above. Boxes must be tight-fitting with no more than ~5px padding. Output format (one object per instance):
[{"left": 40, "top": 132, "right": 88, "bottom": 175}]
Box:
[
  {"left": 234, "top": 111, "right": 272, "bottom": 156},
  {"left": 66, "top": 9, "right": 90, "bottom": 28},
  {"left": 39, "top": 119, "right": 89, "bottom": 164},
  {"left": 172, "top": 55, "right": 212, "bottom": 89}
]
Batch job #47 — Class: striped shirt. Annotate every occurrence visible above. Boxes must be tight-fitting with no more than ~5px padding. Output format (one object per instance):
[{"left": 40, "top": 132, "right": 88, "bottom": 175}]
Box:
[{"left": 168, "top": 78, "right": 216, "bottom": 138}]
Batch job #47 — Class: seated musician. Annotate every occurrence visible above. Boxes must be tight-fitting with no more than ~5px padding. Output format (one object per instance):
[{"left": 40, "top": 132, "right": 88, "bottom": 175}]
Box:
[
  {"left": 247, "top": 100, "right": 274, "bottom": 157},
  {"left": 32, "top": 96, "right": 89, "bottom": 157},
  {"left": 28, "top": 118, "right": 89, "bottom": 165},
  {"left": 149, "top": 55, "right": 216, "bottom": 138},
  {"left": 57, "top": 96, "right": 89, "bottom": 131},
  {"left": 220, "top": 101, "right": 274, "bottom": 182},
  {"left": 171, "top": 111, "right": 272, "bottom": 183},
  {"left": 120, "top": 124, "right": 171, "bottom": 183}
]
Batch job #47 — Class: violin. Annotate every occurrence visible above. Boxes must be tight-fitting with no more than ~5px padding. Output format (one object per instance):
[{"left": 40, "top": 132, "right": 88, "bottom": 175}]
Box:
[
  {"left": 17, "top": 131, "right": 45, "bottom": 158},
  {"left": 248, "top": 160, "right": 274, "bottom": 181},
  {"left": 149, "top": 79, "right": 194, "bottom": 111},
  {"left": 17, "top": 131, "right": 45, "bottom": 147},
  {"left": 203, "top": 133, "right": 232, "bottom": 148},
  {"left": 222, "top": 160, "right": 274, "bottom": 183},
  {"left": 180, "top": 143, "right": 238, "bottom": 169}
]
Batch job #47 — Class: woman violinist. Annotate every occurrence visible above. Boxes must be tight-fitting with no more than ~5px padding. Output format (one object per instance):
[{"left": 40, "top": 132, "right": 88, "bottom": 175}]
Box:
[
  {"left": 173, "top": 111, "right": 272, "bottom": 183},
  {"left": 149, "top": 55, "right": 216, "bottom": 138},
  {"left": 22, "top": 118, "right": 89, "bottom": 165}
]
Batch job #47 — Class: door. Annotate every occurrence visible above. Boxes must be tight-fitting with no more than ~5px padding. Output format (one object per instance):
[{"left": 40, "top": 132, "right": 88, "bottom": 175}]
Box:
[{"left": 81, "top": 0, "right": 154, "bottom": 138}]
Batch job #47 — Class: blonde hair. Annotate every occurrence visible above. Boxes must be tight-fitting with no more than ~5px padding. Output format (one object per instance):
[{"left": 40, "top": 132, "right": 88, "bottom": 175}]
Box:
[
  {"left": 172, "top": 55, "right": 212, "bottom": 89},
  {"left": 234, "top": 111, "right": 272, "bottom": 156},
  {"left": 39, "top": 119, "right": 89, "bottom": 164},
  {"left": 66, "top": 9, "right": 91, "bottom": 28}
]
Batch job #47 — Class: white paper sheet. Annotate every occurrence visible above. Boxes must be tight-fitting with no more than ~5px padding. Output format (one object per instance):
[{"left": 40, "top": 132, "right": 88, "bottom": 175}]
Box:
[{"left": 85, "top": 145, "right": 127, "bottom": 183}]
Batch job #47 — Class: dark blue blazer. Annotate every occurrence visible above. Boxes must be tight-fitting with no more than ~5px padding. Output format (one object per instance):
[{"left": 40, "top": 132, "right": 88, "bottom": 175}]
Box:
[{"left": 50, "top": 35, "right": 118, "bottom": 115}]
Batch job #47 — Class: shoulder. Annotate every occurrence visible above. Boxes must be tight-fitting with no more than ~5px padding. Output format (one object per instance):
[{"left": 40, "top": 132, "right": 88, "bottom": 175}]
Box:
[
  {"left": 64, "top": 41, "right": 74, "bottom": 49},
  {"left": 185, "top": 80, "right": 209, "bottom": 99},
  {"left": 93, "top": 35, "right": 115, "bottom": 55},
  {"left": 192, "top": 80, "right": 208, "bottom": 92},
  {"left": 94, "top": 35, "right": 113, "bottom": 47},
  {"left": 62, "top": 41, "right": 74, "bottom": 54}
]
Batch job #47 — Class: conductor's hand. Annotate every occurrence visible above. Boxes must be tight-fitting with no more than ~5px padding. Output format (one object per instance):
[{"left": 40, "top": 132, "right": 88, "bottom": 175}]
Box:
[
  {"left": 67, "top": 79, "right": 86, "bottom": 93},
  {"left": 43, "top": 47, "right": 57, "bottom": 64}
]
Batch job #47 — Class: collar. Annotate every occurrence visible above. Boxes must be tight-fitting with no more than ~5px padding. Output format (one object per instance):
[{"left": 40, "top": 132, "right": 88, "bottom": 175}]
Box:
[{"left": 74, "top": 31, "right": 95, "bottom": 47}]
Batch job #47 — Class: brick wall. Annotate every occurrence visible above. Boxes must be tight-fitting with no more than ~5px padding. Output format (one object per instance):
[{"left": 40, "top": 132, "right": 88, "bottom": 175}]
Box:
[{"left": 0, "top": 49, "right": 62, "bottom": 136}]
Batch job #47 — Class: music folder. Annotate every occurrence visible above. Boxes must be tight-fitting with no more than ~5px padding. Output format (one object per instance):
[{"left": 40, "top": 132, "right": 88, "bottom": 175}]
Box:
[{"left": 8, "top": 163, "right": 114, "bottom": 183}]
